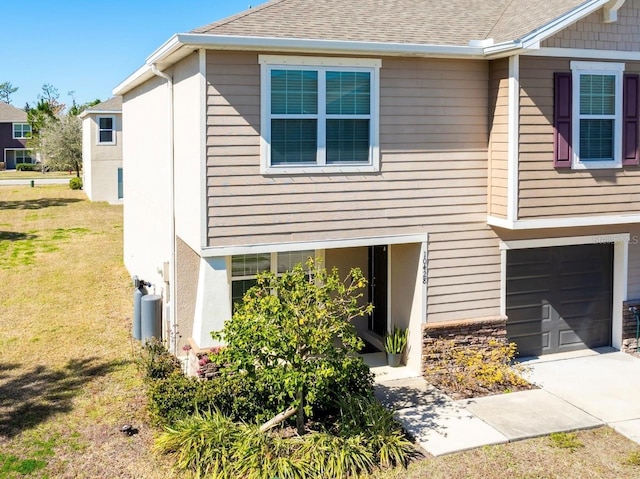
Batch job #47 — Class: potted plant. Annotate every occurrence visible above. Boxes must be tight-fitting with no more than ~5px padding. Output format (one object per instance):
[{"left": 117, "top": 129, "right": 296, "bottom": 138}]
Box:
[{"left": 384, "top": 326, "right": 408, "bottom": 367}]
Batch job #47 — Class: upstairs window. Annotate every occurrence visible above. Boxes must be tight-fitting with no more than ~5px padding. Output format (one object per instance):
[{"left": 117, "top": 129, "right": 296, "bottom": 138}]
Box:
[
  {"left": 259, "top": 55, "right": 380, "bottom": 174},
  {"left": 13, "top": 123, "right": 31, "bottom": 139},
  {"left": 554, "top": 62, "right": 636, "bottom": 169},
  {"left": 573, "top": 62, "right": 623, "bottom": 169},
  {"left": 97, "top": 116, "right": 115, "bottom": 144}
]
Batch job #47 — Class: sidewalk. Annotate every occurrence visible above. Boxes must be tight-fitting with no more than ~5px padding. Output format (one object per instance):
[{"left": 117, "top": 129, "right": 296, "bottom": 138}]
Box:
[
  {"left": 0, "top": 178, "right": 70, "bottom": 185},
  {"left": 375, "top": 350, "right": 640, "bottom": 456}
]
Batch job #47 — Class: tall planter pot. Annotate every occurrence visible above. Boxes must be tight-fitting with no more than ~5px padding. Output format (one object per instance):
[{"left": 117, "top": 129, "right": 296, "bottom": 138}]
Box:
[{"left": 387, "top": 352, "right": 402, "bottom": 368}]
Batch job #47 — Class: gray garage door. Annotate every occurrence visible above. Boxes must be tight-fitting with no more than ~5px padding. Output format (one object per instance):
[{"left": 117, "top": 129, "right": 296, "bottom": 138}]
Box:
[{"left": 506, "top": 243, "right": 613, "bottom": 357}]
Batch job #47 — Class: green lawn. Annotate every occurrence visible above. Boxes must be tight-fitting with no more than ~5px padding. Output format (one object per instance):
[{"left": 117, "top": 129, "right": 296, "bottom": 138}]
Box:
[{"left": 1, "top": 184, "right": 640, "bottom": 478}]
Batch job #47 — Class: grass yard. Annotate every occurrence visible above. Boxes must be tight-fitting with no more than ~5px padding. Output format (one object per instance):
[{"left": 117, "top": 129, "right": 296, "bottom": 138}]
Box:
[{"left": 2, "top": 184, "right": 640, "bottom": 478}]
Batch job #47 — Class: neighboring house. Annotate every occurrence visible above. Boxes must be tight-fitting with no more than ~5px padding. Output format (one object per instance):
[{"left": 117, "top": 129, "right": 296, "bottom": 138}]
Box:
[
  {"left": 0, "top": 101, "right": 33, "bottom": 170},
  {"left": 79, "top": 97, "right": 123, "bottom": 203},
  {"left": 114, "top": 0, "right": 640, "bottom": 373}
]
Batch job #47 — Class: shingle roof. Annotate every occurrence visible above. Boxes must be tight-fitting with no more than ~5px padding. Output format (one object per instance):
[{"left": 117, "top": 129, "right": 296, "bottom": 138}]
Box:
[
  {"left": 0, "top": 101, "right": 27, "bottom": 122},
  {"left": 192, "top": 0, "right": 588, "bottom": 46},
  {"left": 85, "top": 96, "right": 122, "bottom": 112}
]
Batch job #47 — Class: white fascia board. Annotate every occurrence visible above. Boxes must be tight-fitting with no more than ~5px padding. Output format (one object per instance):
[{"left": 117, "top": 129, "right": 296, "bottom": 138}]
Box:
[
  {"left": 524, "top": 47, "right": 640, "bottom": 61},
  {"left": 175, "top": 33, "right": 484, "bottom": 58},
  {"left": 113, "top": 63, "right": 155, "bottom": 96},
  {"left": 78, "top": 109, "right": 122, "bottom": 119},
  {"left": 488, "top": 214, "right": 640, "bottom": 230},
  {"left": 200, "top": 233, "right": 429, "bottom": 257}
]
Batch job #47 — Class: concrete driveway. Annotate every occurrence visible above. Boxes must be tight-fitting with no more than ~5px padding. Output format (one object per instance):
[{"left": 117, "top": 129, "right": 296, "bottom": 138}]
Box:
[
  {"left": 526, "top": 348, "right": 640, "bottom": 442},
  {"left": 377, "top": 348, "right": 640, "bottom": 455}
]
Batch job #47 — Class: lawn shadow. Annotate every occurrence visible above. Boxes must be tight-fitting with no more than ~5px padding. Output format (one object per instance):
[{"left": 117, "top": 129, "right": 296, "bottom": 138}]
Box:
[
  {"left": 0, "top": 357, "right": 126, "bottom": 439},
  {"left": 0, "top": 231, "right": 38, "bottom": 241},
  {"left": 0, "top": 198, "right": 82, "bottom": 210}
]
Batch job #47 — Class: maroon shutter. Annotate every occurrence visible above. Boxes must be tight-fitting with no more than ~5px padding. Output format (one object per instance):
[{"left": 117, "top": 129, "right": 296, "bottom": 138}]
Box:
[
  {"left": 554, "top": 72, "right": 572, "bottom": 168},
  {"left": 623, "top": 73, "right": 640, "bottom": 166}
]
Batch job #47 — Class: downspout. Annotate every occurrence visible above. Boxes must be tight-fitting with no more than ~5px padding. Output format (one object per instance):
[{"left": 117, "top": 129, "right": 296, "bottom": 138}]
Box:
[{"left": 150, "top": 63, "right": 177, "bottom": 355}]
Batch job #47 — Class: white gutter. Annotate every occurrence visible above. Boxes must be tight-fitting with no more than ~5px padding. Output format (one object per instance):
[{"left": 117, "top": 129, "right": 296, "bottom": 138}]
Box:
[
  {"left": 78, "top": 109, "right": 121, "bottom": 119},
  {"left": 149, "top": 64, "right": 178, "bottom": 356}
]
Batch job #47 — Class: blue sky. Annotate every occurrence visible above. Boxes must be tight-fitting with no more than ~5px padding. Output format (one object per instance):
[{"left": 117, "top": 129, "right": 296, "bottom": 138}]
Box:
[{"left": 1, "top": 0, "right": 267, "bottom": 109}]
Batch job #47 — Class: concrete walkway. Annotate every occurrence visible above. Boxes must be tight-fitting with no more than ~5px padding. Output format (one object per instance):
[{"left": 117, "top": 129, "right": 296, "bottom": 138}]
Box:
[
  {"left": 376, "top": 349, "right": 640, "bottom": 456},
  {"left": 0, "top": 178, "right": 70, "bottom": 185}
]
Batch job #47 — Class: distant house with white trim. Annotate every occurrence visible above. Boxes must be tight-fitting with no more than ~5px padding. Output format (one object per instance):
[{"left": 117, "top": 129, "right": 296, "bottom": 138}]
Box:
[
  {"left": 114, "top": 0, "right": 640, "bottom": 372},
  {"left": 80, "top": 97, "right": 123, "bottom": 203},
  {"left": 0, "top": 102, "right": 33, "bottom": 170}
]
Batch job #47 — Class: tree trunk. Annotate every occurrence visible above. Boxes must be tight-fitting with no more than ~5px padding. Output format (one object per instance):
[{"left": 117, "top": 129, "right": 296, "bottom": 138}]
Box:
[
  {"left": 296, "top": 387, "right": 305, "bottom": 435},
  {"left": 259, "top": 406, "right": 297, "bottom": 433}
]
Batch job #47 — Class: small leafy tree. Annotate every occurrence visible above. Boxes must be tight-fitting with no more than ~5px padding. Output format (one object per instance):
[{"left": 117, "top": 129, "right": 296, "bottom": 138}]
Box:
[
  {"left": 39, "top": 114, "right": 82, "bottom": 177},
  {"left": 213, "top": 259, "right": 373, "bottom": 434}
]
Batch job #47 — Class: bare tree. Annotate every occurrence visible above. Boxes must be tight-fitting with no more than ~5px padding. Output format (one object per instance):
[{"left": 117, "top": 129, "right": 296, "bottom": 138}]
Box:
[{"left": 39, "top": 115, "right": 82, "bottom": 177}]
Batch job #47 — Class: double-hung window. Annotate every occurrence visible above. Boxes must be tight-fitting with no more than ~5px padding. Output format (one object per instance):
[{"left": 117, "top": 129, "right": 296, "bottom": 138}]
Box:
[
  {"left": 230, "top": 250, "right": 315, "bottom": 308},
  {"left": 13, "top": 123, "right": 31, "bottom": 139},
  {"left": 571, "top": 61, "right": 624, "bottom": 169},
  {"left": 97, "top": 116, "right": 115, "bottom": 144},
  {"left": 260, "top": 55, "right": 380, "bottom": 174}
]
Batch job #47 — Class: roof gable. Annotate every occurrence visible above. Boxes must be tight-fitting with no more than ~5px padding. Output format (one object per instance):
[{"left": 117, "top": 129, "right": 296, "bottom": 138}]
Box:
[{"left": 0, "top": 102, "right": 27, "bottom": 122}]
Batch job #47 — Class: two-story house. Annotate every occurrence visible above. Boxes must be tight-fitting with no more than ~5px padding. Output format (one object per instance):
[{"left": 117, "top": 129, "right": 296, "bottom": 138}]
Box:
[
  {"left": 114, "top": 0, "right": 640, "bottom": 374},
  {"left": 0, "top": 101, "right": 32, "bottom": 170},
  {"left": 79, "top": 97, "right": 123, "bottom": 203}
]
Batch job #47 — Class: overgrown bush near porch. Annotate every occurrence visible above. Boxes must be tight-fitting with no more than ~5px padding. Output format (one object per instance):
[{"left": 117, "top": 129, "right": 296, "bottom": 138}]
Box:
[
  {"left": 423, "top": 338, "right": 532, "bottom": 399},
  {"left": 142, "top": 261, "right": 416, "bottom": 478}
]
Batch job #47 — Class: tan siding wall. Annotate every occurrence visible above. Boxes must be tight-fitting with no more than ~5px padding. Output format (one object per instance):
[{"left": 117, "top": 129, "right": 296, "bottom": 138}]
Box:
[
  {"left": 518, "top": 56, "right": 640, "bottom": 219},
  {"left": 206, "top": 51, "right": 501, "bottom": 323},
  {"left": 629, "top": 226, "right": 640, "bottom": 300},
  {"left": 543, "top": 1, "right": 640, "bottom": 51},
  {"left": 488, "top": 58, "right": 509, "bottom": 219}
]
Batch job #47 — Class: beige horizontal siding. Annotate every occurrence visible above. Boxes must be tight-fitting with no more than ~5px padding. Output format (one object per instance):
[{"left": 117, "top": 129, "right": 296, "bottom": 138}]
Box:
[
  {"left": 518, "top": 56, "right": 640, "bottom": 220},
  {"left": 488, "top": 58, "right": 509, "bottom": 219},
  {"left": 206, "top": 51, "right": 500, "bottom": 324},
  {"left": 543, "top": 1, "right": 640, "bottom": 51},
  {"left": 628, "top": 225, "right": 640, "bottom": 300}
]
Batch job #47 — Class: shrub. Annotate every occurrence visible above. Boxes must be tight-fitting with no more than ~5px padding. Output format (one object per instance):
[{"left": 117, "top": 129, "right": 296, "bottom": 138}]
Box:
[
  {"left": 16, "top": 163, "right": 38, "bottom": 171},
  {"left": 155, "top": 407, "right": 414, "bottom": 479},
  {"left": 138, "top": 338, "right": 181, "bottom": 381},
  {"left": 213, "top": 259, "right": 374, "bottom": 433},
  {"left": 423, "top": 338, "right": 530, "bottom": 398},
  {"left": 69, "top": 177, "right": 82, "bottom": 190}
]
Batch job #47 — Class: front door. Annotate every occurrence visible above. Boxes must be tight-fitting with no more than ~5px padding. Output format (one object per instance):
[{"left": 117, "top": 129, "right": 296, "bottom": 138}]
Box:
[{"left": 368, "top": 245, "right": 388, "bottom": 336}]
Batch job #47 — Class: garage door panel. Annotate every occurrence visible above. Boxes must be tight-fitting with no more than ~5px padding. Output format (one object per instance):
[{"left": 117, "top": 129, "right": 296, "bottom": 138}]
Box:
[
  {"left": 560, "top": 271, "right": 608, "bottom": 288},
  {"left": 506, "top": 243, "right": 613, "bottom": 357},
  {"left": 507, "top": 276, "right": 552, "bottom": 295},
  {"left": 510, "top": 332, "right": 550, "bottom": 356},
  {"left": 506, "top": 303, "right": 552, "bottom": 322}
]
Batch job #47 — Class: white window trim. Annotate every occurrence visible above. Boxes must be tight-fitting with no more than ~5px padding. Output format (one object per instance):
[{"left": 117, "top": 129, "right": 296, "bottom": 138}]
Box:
[
  {"left": 570, "top": 61, "right": 624, "bottom": 170},
  {"left": 259, "top": 55, "right": 381, "bottom": 175},
  {"left": 12, "top": 123, "right": 31, "bottom": 140},
  {"left": 96, "top": 116, "right": 116, "bottom": 145},
  {"left": 228, "top": 249, "right": 321, "bottom": 307},
  {"left": 4, "top": 148, "right": 34, "bottom": 165}
]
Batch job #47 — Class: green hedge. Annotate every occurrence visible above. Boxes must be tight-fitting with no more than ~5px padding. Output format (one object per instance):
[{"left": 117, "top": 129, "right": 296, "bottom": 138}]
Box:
[{"left": 16, "top": 163, "right": 38, "bottom": 171}]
